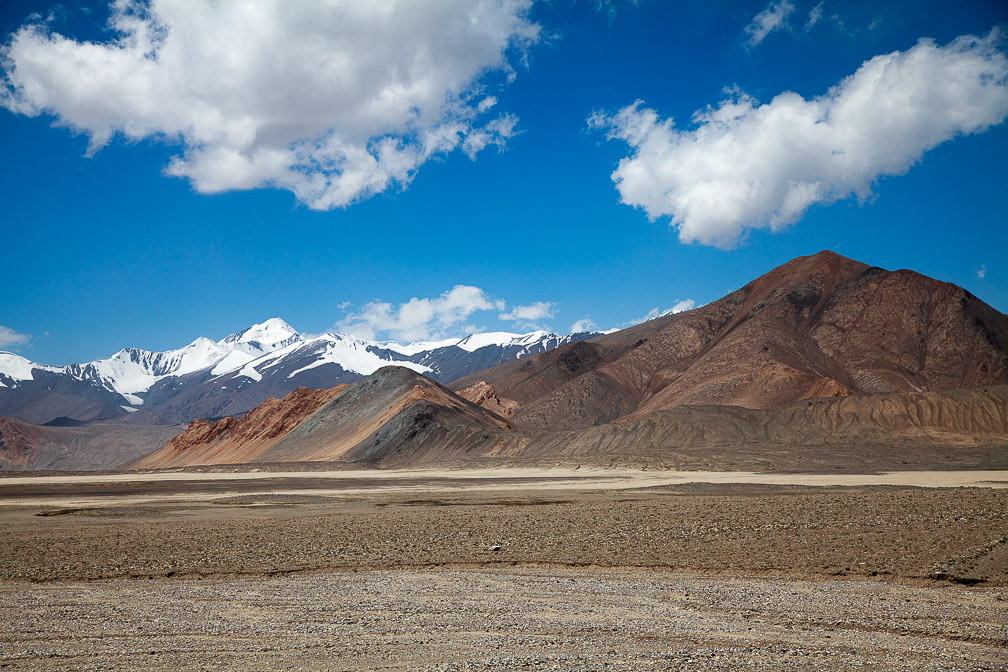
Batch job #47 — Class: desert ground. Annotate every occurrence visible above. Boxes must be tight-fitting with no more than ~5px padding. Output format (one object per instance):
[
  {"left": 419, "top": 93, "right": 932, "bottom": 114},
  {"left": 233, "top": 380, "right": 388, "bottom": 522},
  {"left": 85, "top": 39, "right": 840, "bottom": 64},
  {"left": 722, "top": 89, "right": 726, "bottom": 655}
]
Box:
[{"left": 1, "top": 467, "right": 1006, "bottom": 670}]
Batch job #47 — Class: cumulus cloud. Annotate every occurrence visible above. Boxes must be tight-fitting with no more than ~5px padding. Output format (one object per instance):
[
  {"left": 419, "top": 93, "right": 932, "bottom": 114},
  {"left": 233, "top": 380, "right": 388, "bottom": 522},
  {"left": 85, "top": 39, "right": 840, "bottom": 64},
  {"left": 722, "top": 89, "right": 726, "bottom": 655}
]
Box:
[
  {"left": 744, "top": 0, "right": 795, "bottom": 46},
  {"left": 590, "top": 31, "right": 1008, "bottom": 248},
  {"left": 0, "top": 326, "right": 30, "bottom": 349},
  {"left": 570, "top": 317, "right": 597, "bottom": 333},
  {"left": 499, "top": 301, "right": 555, "bottom": 324},
  {"left": 976, "top": 264, "right": 987, "bottom": 279},
  {"left": 338, "top": 285, "right": 508, "bottom": 342},
  {"left": 0, "top": 0, "right": 539, "bottom": 209}
]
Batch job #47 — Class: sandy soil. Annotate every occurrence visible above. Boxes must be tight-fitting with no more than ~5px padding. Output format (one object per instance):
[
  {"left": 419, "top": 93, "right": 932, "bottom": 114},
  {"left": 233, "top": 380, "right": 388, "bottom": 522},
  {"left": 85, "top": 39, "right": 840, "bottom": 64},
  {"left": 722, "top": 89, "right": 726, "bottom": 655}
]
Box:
[
  {"left": 0, "top": 467, "right": 1004, "bottom": 509},
  {"left": 1, "top": 469, "right": 1006, "bottom": 670}
]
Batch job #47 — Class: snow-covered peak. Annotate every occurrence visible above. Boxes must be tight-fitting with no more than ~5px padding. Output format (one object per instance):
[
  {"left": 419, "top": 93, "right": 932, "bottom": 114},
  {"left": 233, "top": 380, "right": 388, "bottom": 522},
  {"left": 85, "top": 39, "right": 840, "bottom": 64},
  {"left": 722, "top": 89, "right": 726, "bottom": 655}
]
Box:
[
  {"left": 170, "top": 337, "right": 232, "bottom": 376},
  {"left": 455, "top": 331, "right": 554, "bottom": 352},
  {"left": 74, "top": 336, "right": 232, "bottom": 399},
  {"left": 7, "top": 320, "right": 602, "bottom": 411},
  {"left": 0, "top": 352, "right": 45, "bottom": 382},
  {"left": 376, "top": 337, "right": 462, "bottom": 356},
  {"left": 221, "top": 317, "right": 301, "bottom": 355}
]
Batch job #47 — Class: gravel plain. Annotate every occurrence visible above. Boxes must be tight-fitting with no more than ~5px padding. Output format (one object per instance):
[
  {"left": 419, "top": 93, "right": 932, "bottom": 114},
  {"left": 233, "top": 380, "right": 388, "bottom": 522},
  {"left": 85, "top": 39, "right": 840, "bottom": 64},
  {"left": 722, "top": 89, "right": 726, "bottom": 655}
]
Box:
[
  {"left": 1, "top": 470, "right": 1006, "bottom": 670},
  {"left": 3, "top": 568, "right": 1008, "bottom": 671}
]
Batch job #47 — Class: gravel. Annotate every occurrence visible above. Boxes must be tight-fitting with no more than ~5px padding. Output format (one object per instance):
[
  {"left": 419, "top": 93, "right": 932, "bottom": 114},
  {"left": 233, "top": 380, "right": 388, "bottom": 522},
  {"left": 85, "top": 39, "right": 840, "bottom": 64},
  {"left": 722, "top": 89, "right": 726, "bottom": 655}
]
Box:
[{"left": 2, "top": 568, "right": 1006, "bottom": 671}]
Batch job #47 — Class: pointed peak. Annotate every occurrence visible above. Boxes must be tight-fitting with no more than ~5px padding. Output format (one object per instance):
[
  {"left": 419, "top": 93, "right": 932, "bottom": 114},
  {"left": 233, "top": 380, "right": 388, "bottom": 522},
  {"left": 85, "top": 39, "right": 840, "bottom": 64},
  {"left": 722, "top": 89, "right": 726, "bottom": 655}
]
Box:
[
  {"left": 223, "top": 317, "right": 301, "bottom": 346},
  {"left": 260, "top": 317, "right": 297, "bottom": 331},
  {"left": 744, "top": 251, "right": 871, "bottom": 296}
]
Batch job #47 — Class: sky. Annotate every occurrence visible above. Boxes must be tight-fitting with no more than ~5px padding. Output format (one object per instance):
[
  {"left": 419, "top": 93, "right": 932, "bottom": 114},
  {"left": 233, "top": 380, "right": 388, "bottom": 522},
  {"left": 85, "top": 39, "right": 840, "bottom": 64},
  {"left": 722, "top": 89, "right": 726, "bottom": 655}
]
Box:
[{"left": 1, "top": 0, "right": 1006, "bottom": 365}]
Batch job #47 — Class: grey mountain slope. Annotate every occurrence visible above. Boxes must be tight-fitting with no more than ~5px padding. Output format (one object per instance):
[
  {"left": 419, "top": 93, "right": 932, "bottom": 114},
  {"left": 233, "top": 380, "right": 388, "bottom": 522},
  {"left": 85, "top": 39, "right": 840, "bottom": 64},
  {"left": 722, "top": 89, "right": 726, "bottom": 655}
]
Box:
[
  {"left": 0, "top": 417, "right": 184, "bottom": 471},
  {"left": 259, "top": 366, "right": 516, "bottom": 467},
  {"left": 0, "top": 370, "right": 129, "bottom": 425}
]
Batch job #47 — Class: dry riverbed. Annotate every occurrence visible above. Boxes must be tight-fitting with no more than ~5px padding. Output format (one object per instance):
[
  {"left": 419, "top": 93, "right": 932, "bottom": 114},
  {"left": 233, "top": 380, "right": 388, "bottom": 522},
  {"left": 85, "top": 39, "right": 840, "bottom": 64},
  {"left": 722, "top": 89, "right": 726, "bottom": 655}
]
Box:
[{"left": 1, "top": 468, "right": 1006, "bottom": 670}]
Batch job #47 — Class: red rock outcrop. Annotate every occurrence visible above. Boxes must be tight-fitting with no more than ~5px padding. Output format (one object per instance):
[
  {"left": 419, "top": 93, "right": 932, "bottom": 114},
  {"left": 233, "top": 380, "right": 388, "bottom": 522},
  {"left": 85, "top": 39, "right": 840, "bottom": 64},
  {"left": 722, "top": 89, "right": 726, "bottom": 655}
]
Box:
[{"left": 457, "top": 381, "right": 520, "bottom": 418}]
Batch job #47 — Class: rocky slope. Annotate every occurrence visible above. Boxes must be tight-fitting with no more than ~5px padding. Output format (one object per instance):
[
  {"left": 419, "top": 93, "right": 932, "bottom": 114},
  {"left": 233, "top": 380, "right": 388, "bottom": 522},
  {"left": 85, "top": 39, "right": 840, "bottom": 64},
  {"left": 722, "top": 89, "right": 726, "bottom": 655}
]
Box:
[
  {"left": 129, "top": 386, "right": 347, "bottom": 469},
  {"left": 517, "top": 385, "right": 1008, "bottom": 471}
]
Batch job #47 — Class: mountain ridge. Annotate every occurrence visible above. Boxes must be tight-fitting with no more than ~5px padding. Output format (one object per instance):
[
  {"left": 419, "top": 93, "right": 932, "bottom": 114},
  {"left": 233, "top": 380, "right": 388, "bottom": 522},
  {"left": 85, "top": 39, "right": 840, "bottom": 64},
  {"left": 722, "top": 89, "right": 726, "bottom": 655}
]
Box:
[{"left": 0, "top": 324, "right": 602, "bottom": 426}]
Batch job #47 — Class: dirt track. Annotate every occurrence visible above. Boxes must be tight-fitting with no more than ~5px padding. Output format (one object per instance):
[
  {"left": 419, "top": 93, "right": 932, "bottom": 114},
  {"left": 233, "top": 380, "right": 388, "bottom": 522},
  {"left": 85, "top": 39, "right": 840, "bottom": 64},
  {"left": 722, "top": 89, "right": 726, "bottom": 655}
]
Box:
[{"left": 1, "top": 469, "right": 1006, "bottom": 670}]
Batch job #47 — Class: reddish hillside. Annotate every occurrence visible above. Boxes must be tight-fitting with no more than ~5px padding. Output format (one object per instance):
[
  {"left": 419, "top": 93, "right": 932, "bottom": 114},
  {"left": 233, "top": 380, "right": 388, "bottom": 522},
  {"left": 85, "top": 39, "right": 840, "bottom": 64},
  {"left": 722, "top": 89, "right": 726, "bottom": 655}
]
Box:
[{"left": 131, "top": 385, "right": 346, "bottom": 469}]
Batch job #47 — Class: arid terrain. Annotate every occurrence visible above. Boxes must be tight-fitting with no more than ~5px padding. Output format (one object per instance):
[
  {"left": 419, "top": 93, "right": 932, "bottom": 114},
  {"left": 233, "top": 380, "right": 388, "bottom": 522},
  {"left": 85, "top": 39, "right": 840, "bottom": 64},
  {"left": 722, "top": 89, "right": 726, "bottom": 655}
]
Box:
[
  {"left": 2, "top": 252, "right": 1006, "bottom": 669},
  {"left": 1, "top": 468, "right": 1006, "bottom": 670}
]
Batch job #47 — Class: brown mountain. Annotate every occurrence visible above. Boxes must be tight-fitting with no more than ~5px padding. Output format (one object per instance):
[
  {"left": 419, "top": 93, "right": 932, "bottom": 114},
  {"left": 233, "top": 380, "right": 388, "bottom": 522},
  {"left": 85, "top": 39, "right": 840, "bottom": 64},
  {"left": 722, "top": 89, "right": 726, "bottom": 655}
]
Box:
[
  {"left": 132, "top": 367, "right": 518, "bottom": 469},
  {"left": 452, "top": 251, "right": 1008, "bottom": 430}
]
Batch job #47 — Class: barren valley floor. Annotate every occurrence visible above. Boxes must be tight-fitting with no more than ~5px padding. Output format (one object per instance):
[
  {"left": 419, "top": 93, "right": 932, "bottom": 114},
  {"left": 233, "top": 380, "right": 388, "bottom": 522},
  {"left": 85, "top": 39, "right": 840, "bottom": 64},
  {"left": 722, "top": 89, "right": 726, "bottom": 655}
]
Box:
[{"left": 1, "top": 468, "right": 1006, "bottom": 670}]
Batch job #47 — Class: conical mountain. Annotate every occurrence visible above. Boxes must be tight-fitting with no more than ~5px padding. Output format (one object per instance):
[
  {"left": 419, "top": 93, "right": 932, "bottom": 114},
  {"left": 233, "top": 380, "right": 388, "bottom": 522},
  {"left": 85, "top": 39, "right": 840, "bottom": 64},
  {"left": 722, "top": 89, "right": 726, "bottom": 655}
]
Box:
[{"left": 452, "top": 251, "right": 1008, "bottom": 430}]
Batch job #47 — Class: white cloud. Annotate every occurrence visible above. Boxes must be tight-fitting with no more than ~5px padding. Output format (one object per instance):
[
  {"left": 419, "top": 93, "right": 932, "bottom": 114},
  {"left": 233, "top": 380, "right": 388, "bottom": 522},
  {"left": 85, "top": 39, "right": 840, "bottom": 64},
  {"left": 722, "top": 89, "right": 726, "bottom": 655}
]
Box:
[
  {"left": 976, "top": 264, "right": 987, "bottom": 279},
  {"left": 669, "top": 299, "right": 696, "bottom": 314},
  {"left": 805, "top": 2, "right": 823, "bottom": 30},
  {"left": 499, "top": 301, "right": 555, "bottom": 323},
  {"left": 591, "top": 30, "right": 1008, "bottom": 248},
  {"left": 570, "top": 317, "right": 597, "bottom": 333},
  {"left": 339, "top": 285, "right": 508, "bottom": 342},
  {"left": 0, "top": 0, "right": 539, "bottom": 209},
  {"left": 462, "top": 113, "right": 520, "bottom": 159},
  {"left": 625, "top": 299, "right": 695, "bottom": 327},
  {"left": 0, "top": 326, "right": 30, "bottom": 349},
  {"left": 744, "top": 0, "right": 795, "bottom": 46}
]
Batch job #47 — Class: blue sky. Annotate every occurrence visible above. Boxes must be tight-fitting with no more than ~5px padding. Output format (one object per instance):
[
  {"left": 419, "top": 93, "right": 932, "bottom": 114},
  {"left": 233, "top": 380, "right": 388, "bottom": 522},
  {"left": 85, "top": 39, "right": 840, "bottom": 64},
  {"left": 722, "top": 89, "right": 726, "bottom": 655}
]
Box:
[{"left": 1, "top": 0, "right": 1006, "bottom": 365}]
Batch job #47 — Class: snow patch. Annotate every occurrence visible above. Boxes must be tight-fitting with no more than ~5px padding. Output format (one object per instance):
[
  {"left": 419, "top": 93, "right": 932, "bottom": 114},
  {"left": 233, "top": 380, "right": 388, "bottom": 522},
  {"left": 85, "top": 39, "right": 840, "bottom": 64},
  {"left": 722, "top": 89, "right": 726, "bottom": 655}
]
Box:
[
  {"left": 236, "top": 363, "right": 263, "bottom": 382},
  {"left": 287, "top": 336, "right": 432, "bottom": 379},
  {"left": 120, "top": 405, "right": 138, "bottom": 413},
  {"left": 120, "top": 392, "right": 143, "bottom": 406},
  {"left": 211, "top": 350, "right": 255, "bottom": 376}
]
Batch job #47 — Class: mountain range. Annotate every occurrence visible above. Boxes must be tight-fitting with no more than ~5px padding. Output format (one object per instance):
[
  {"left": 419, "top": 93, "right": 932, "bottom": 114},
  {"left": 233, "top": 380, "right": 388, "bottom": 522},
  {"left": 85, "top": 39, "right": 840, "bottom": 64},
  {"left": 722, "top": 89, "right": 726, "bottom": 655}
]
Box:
[
  {"left": 3, "top": 251, "right": 1007, "bottom": 472},
  {"left": 130, "top": 251, "right": 1008, "bottom": 473},
  {"left": 0, "top": 322, "right": 600, "bottom": 426}
]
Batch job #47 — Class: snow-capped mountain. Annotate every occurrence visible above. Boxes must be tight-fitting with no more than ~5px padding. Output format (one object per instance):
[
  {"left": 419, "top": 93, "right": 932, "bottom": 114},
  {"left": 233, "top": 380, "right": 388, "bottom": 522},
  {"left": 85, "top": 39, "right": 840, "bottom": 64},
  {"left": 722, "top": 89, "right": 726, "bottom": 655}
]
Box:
[{"left": 0, "top": 319, "right": 600, "bottom": 425}]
